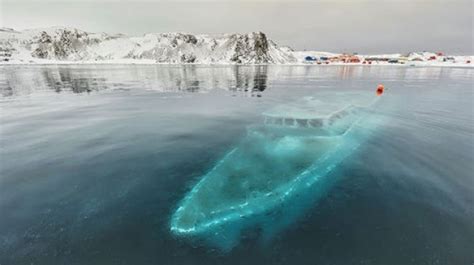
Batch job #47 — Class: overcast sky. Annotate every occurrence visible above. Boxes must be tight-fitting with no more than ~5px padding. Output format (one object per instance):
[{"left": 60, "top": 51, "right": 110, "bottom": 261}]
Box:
[{"left": 1, "top": 0, "right": 472, "bottom": 54}]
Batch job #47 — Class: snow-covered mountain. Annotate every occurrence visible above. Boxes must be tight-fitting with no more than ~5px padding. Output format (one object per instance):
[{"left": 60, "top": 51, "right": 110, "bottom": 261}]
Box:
[
  {"left": 0, "top": 27, "right": 297, "bottom": 64},
  {"left": 1, "top": 27, "right": 471, "bottom": 66}
]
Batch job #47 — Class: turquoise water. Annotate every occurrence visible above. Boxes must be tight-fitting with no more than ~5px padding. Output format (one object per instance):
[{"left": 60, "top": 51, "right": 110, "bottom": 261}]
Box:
[
  {"left": 170, "top": 92, "right": 385, "bottom": 250},
  {"left": 0, "top": 65, "right": 473, "bottom": 264}
]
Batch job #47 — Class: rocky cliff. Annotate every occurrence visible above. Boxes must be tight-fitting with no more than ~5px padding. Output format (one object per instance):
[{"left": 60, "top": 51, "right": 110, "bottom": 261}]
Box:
[{"left": 0, "top": 27, "right": 296, "bottom": 64}]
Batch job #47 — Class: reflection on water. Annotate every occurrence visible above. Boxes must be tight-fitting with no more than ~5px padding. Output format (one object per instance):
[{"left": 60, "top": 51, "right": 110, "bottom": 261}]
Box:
[
  {"left": 2, "top": 65, "right": 470, "bottom": 98},
  {"left": 0, "top": 65, "right": 473, "bottom": 265},
  {"left": 0, "top": 65, "right": 271, "bottom": 97}
]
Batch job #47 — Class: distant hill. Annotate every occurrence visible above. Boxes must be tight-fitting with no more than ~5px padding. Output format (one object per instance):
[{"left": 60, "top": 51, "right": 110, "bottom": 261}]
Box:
[
  {"left": 1, "top": 27, "right": 472, "bottom": 66},
  {"left": 0, "top": 27, "right": 297, "bottom": 64}
]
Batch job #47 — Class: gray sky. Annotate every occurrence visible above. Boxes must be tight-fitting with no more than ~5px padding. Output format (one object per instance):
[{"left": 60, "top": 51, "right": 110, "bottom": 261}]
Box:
[{"left": 1, "top": 0, "right": 473, "bottom": 54}]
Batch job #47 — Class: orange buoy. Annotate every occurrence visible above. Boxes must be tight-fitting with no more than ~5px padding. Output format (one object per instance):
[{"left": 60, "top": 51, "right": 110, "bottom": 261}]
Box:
[{"left": 376, "top": 84, "right": 384, "bottom": 96}]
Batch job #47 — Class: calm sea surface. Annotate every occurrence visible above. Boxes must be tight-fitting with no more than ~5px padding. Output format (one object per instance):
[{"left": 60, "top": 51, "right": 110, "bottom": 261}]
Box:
[{"left": 0, "top": 65, "right": 473, "bottom": 265}]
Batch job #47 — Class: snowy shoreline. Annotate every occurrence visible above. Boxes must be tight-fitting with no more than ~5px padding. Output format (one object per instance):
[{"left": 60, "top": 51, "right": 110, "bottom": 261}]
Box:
[
  {"left": 1, "top": 27, "right": 472, "bottom": 68},
  {"left": 1, "top": 61, "right": 472, "bottom": 68}
]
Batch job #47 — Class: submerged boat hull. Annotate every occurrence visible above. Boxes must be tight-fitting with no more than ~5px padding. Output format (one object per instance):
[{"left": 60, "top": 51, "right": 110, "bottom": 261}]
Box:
[{"left": 170, "top": 92, "right": 385, "bottom": 250}]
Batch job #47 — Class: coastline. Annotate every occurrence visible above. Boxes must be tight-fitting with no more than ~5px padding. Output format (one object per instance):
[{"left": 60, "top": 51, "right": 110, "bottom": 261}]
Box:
[{"left": 1, "top": 61, "right": 473, "bottom": 68}]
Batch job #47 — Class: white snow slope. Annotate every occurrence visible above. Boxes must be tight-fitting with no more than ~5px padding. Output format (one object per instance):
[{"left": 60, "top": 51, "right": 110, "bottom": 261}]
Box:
[
  {"left": 0, "top": 27, "right": 472, "bottom": 66},
  {"left": 0, "top": 27, "right": 296, "bottom": 64}
]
